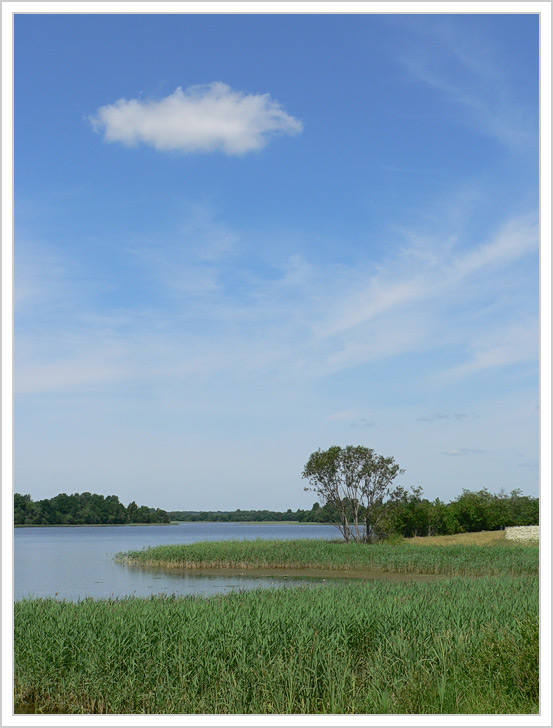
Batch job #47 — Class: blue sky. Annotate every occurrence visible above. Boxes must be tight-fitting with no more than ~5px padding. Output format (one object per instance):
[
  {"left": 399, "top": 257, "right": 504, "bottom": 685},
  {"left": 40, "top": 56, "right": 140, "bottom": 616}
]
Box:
[{"left": 14, "top": 12, "right": 539, "bottom": 510}]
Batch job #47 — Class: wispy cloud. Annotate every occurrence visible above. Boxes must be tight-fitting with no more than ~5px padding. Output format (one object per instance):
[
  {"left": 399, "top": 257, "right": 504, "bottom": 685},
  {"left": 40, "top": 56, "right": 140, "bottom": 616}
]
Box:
[
  {"left": 454, "top": 215, "right": 538, "bottom": 277},
  {"left": 441, "top": 448, "right": 486, "bottom": 457},
  {"left": 89, "top": 83, "right": 303, "bottom": 155},
  {"left": 326, "top": 410, "right": 360, "bottom": 422},
  {"left": 324, "top": 411, "right": 376, "bottom": 428},
  {"left": 308, "top": 210, "right": 537, "bottom": 376},
  {"left": 441, "top": 320, "right": 538, "bottom": 379},
  {"left": 518, "top": 461, "right": 539, "bottom": 470},
  {"left": 350, "top": 418, "right": 376, "bottom": 429},
  {"left": 15, "top": 239, "right": 74, "bottom": 312},
  {"left": 15, "top": 196, "right": 538, "bottom": 397},
  {"left": 418, "top": 412, "right": 474, "bottom": 422},
  {"left": 398, "top": 17, "right": 537, "bottom": 150}
]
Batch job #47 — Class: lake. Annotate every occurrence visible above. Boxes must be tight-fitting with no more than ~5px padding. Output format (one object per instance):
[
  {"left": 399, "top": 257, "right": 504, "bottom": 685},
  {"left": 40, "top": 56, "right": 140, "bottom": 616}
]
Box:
[{"left": 14, "top": 522, "right": 338, "bottom": 601}]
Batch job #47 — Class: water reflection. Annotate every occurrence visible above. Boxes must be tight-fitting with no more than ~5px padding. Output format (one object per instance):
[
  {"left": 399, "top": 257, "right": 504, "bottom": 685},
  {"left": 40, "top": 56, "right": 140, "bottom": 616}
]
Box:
[{"left": 111, "top": 560, "right": 334, "bottom": 598}]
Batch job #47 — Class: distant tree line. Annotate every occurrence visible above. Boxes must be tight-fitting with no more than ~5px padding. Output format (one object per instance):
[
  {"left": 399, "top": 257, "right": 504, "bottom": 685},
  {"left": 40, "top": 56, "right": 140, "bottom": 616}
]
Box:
[
  {"left": 16, "top": 481, "right": 537, "bottom": 535},
  {"left": 14, "top": 492, "right": 170, "bottom": 526},
  {"left": 169, "top": 487, "right": 539, "bottom": 537},
  {"left": 168, "top": 503, "right": 338, "bottom": 523}
]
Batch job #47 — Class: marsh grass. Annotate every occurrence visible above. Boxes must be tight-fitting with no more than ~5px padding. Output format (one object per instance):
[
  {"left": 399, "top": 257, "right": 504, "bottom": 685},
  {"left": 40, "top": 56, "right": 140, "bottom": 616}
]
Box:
[
  {"left": 116, "top": 538, "right": 538, "bottom": 577},
  {"left": 15, "top": 537, "right": 539, "bottom": 714},
  {"left": 15, "top": 576, "right": 538, "bottom": 714}
]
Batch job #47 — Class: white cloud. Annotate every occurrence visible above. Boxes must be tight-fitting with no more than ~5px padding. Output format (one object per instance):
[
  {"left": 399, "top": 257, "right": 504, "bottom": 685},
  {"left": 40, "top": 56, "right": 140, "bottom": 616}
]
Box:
[{"left": 89, "top": 83, "right": 303, "bottom": 155}]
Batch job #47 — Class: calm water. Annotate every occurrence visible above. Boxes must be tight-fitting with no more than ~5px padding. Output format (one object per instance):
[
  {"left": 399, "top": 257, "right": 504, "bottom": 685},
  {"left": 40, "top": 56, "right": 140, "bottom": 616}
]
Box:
[{"left": 14, "top": 522, "right": 338, "bottom": 601}]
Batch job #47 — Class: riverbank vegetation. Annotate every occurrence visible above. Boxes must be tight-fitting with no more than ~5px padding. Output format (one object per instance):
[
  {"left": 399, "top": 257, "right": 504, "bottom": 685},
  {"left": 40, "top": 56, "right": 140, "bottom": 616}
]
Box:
[
  {"left": 14, "top": 492, "right": 170, "bottom": 526},
  {"left": 15, "top": 573, "right": 538, "bottom": 714}
]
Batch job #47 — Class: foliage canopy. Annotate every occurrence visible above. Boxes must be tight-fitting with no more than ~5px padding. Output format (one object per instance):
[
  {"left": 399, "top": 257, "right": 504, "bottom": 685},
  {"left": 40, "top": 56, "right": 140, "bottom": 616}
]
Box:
[
  {"left": 14, "top": 492, "right": 170, "bottom": 526},
  {"left": 302, "top": 445, "right": 404, "bottom": 542}
]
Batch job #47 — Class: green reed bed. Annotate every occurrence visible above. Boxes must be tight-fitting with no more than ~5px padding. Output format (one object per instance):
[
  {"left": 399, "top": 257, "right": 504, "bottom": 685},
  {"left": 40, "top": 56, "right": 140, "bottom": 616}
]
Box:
[
  {"left": 116, "top": 538, "right": 538, "bottom": 577},
  {"left": 15, "top": 576, "right": 538, "bottom": 714}
]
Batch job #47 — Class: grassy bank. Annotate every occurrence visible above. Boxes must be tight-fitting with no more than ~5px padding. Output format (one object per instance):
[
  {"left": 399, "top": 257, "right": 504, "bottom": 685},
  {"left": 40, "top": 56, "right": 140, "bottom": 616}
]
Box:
[
  {"left": 407, "top": 530, "right": 512, "bottom": 546},
  {"left": 14, "top": 576, "right": 538, "bottom": 714},
  {"left": 116, "top": 536, "right": 538, "bottom": 577}
]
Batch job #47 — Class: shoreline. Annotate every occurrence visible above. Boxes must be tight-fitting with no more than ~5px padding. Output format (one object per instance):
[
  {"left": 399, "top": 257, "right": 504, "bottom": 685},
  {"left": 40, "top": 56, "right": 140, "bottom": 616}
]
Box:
[
  {"left": 15, "top": 520, "right": 324, "bottom": 528},
  {"left": 14, "top": 522, "right": 174, "bottom": 528},
  {"left": 120, "top": 561, "right": 450, "bottom": 582}
]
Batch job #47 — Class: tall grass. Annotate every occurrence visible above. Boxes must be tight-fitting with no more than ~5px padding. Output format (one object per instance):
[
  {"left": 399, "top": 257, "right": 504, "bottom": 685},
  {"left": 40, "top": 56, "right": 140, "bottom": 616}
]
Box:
[
  {"left": 116, "top": 538, "right": 538, "bottom": 577},
  {"left": 15, "top": 576, "right": 538, "bottom": 714}
]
